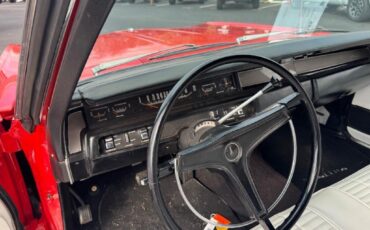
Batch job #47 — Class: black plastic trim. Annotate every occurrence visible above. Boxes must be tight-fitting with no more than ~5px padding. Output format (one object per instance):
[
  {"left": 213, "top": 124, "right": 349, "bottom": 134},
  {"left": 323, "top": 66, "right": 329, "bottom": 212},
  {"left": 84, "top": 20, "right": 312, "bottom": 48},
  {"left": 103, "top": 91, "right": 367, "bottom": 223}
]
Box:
[
  {"left": 16, "top": 0, "right": 71, "bottom": 131},
  {"left": 47, "top": 0, "right": 115, "bottom": 163}
]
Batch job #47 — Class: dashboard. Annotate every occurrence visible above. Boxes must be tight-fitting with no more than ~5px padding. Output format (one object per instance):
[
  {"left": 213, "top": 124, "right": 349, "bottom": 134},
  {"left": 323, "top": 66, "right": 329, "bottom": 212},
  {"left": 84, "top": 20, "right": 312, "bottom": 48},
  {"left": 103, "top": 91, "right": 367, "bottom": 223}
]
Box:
[
  {"left": 65, "top": 45, "right": 370, "bottom": 182},
  {"left": 67, "top": 70, "right": 262, "bottom": 179}
]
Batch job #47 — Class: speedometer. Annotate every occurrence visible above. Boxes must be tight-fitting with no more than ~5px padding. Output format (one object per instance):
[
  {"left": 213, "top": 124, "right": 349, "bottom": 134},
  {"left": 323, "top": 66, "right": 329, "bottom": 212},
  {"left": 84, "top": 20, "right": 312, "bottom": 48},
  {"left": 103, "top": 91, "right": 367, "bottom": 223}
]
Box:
[{"left": 138, "top": 90, "right": 170, "bottom": 106}]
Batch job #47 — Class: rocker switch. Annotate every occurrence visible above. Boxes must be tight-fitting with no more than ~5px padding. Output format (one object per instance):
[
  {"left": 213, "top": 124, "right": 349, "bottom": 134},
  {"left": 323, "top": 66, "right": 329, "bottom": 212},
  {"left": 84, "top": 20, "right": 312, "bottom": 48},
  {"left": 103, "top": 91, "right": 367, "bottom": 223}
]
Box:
[
  {"left": 104, "top": 137, "right": 115, "bottom": 150},
  {"left": 139, "top": 128, "right": 149, "bottom": 141}
]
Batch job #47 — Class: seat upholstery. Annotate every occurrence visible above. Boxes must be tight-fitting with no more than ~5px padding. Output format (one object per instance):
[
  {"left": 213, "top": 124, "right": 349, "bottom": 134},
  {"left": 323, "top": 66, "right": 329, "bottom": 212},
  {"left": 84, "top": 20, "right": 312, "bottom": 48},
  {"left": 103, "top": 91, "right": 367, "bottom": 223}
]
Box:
[{"left": 253, "top": 164, "right": 370, "bottom": 230}]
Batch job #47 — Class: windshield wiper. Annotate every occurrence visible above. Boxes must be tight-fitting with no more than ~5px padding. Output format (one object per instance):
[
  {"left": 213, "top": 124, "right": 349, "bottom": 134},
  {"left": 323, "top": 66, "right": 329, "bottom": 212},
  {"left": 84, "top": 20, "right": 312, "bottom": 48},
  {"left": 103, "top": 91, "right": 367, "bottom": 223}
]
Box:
[
  {"left": 235, "top": 27, "right": 348, "bottom": 44},
  {"left": 148, "top": 42, "right": 235, "bottom": 60},
  {"left": 92, "top": 44, "right": 202, "bottom": 75},
  {"left": 297, "top": 26, "right": 349, "bottom": 34},
  {"left": 235, "top": 31, "right": 287, "bottom": 44},
  {"left": 91, "top": 43, "right": 233, "bottom": 76},
  {"left": 92, "top": 53, "right": 150, "bottom": 76}
]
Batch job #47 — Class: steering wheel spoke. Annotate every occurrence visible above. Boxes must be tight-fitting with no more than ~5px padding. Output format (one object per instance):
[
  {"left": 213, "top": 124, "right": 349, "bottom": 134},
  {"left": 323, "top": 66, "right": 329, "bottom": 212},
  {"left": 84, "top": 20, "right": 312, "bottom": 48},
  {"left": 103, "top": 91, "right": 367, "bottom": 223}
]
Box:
[
  {"left": 221, "top": 162, "right": 268, "bottom": 220},
  {"left": 259, "top": 218, "right": 276, "bottom": 230},
  {"left": 177, "top": 141, "right": 226, "bottom": 172},
  {"left": 235, "top": 99, "right": 295, "bottom": 156}
]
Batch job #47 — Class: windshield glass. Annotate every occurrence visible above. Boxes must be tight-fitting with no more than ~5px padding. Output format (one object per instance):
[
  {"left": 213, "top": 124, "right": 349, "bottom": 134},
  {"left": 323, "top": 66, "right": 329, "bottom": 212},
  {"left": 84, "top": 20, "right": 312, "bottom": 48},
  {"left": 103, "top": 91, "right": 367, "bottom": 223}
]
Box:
[{"left": 81, "top": 0, "right": 369, "bottom": 80}]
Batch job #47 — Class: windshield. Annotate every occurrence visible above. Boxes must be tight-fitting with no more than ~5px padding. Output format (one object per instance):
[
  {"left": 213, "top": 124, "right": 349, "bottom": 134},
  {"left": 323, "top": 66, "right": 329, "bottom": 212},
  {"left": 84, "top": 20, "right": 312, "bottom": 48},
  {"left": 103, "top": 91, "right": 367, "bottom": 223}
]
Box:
[{"left": 81, "top": 0, "right": 369, "bottom": 80}]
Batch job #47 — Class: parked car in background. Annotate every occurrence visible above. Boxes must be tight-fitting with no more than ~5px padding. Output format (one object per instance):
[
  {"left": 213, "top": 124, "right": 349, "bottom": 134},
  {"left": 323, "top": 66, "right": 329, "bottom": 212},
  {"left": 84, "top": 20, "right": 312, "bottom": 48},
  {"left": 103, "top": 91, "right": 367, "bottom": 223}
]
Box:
[
  {"left": 346, "top": 0, "right": 370, "bottom": 21},
  {"left": 168, "top": 0, "right": 205, "bottom": 5},
  {"left": 292, "top": 0, "right": 370, "bottom": 21},
  {"left": 217, "top": 0, "right": 260, "bottom": 9}
]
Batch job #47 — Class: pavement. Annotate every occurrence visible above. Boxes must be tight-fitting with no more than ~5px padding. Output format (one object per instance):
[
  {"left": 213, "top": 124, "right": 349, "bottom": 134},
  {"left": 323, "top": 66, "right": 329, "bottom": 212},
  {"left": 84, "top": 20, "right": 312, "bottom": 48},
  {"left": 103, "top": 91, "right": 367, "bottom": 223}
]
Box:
[
  {"left": 1, "top": 1, "right": 370, "bottom": 53},
  {"left": 0, "top": 2, "right": 25, "bottom": 53}
]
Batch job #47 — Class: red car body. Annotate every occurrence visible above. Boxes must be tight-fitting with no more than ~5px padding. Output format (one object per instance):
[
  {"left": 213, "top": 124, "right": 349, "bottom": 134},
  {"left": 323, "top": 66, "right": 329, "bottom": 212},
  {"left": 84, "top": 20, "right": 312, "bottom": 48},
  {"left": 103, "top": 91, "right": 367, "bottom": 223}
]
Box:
[{"left": 0, "top": 21, "right": 325, "bottom": 230}]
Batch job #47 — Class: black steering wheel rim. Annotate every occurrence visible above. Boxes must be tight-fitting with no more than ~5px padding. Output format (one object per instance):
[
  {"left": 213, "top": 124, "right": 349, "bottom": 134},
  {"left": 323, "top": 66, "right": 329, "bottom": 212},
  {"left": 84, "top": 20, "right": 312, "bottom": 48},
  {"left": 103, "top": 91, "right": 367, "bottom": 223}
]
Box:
[{"left": 147, "top": 55, "right": 321, "bottom": 230}]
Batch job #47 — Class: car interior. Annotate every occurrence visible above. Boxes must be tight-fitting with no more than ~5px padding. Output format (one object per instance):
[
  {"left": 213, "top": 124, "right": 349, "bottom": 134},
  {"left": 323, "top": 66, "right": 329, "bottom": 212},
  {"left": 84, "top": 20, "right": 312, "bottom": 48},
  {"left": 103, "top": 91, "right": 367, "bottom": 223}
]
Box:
[
  {"left": 43, "top": 33, "right": 370, "bottom": 229},
  {"left": 12, "top": 1, "right": 370, "bottom": 229}
]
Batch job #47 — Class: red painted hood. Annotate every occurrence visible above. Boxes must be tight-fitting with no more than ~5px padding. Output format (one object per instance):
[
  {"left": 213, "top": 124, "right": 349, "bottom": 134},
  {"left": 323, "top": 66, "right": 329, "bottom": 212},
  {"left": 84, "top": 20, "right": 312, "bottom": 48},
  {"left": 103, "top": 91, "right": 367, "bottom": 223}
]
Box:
[
  {"left": 0, "top": 44, "right": 20, "bottom": 120},
  {"left": 82, "top": 22, "right": 327, "bottom": 79}
]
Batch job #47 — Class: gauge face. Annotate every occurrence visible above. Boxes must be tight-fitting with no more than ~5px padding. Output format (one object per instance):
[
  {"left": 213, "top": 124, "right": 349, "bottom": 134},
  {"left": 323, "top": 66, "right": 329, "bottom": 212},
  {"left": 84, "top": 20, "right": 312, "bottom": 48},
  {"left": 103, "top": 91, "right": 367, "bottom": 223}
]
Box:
[
  {"left": 90, "top": 107, "right": 109, "bottom": 122},
  {"left": 194, "top": 120, "right": 217, "bottom": 134},
  {"left": 138, "top": 90, "right": 170, "bottom": 106},
  {"left": 200, "top": 83, "right": 217, "bottom": 95},
  {"left": 112, "top": 102, "right": 130, "bottom": 117},
  {"left": 218, "top": 77, "right": 236, "bottom": 93},
  {"left": 138, "top": 85, "right": 196, "bottom": 108}
]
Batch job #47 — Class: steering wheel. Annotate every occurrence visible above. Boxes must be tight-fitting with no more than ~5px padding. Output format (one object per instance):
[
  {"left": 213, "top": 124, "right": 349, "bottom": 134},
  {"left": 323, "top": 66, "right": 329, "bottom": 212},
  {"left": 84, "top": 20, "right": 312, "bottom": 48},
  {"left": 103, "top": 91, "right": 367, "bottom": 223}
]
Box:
[{"left": 147, "top": 55, "right": 321, "bottom": 230}]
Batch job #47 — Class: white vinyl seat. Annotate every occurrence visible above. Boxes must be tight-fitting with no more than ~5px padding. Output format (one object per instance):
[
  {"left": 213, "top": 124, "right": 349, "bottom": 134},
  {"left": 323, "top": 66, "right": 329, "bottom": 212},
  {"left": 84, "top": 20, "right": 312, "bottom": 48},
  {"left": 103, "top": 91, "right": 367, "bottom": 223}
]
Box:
[{"left": 253, "top": 164, "right": 370, "bottom": 230}]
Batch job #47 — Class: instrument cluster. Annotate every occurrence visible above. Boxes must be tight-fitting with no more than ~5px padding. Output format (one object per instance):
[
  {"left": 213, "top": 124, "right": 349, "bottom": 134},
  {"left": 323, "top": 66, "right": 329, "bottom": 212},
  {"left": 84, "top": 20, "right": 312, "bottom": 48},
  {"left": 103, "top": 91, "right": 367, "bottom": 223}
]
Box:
[{"left": 85, "top": 74, "right": 240, "bottom": 126}]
